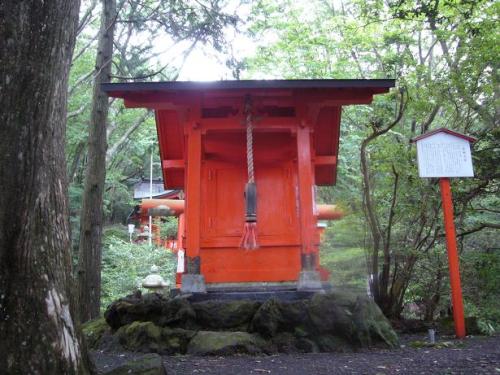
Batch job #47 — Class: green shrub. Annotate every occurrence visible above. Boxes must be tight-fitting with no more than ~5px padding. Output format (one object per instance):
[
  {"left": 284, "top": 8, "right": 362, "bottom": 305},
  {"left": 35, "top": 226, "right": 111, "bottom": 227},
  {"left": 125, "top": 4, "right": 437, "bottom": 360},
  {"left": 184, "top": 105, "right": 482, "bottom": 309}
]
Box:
[{"left": 101, "top": 234, "right": 177, "bottom": 311}]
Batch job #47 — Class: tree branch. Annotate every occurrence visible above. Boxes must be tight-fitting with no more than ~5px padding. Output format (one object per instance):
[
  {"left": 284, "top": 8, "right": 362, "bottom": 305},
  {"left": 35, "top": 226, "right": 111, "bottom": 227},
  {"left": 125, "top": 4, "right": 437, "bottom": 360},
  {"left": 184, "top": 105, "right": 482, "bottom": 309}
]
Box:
[{"left": 456, "top": 223, "right": 500, "bottom": 237}]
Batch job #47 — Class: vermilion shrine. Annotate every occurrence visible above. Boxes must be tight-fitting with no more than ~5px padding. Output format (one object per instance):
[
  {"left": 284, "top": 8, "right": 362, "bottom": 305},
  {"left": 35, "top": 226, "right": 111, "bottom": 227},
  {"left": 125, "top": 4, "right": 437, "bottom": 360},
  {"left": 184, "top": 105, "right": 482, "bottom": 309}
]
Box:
[{"left": 103, "top": 80, "right": 395, "bottom": 293}]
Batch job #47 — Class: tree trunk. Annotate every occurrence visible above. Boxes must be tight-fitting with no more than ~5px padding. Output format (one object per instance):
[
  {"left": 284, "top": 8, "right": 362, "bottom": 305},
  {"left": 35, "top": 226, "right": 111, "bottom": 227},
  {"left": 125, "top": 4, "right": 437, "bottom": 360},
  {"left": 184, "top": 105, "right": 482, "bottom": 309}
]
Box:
[
  {"left": 0, "top": 1, "right": 91, "bottom": 373},
  {"left": 77, "top": 0, "right": 116, "bottom": 322}
]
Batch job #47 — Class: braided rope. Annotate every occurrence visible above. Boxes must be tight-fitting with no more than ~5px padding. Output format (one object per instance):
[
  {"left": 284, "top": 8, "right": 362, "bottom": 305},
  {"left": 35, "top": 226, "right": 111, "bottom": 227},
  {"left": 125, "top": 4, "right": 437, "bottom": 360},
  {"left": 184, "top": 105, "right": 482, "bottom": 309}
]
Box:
[{"left": 244, "top": 96, "right": 255, "bottom": 183}]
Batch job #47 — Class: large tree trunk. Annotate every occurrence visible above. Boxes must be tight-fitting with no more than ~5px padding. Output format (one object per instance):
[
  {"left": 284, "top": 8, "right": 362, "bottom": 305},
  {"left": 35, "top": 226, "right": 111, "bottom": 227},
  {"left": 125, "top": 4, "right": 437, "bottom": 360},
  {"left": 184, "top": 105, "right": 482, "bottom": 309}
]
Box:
[
  {"left": 0, "top": 1, "right": 91, "bottom": 373},
  {"left": 77, "top": 0, "right": 116, "bottom": 322}
]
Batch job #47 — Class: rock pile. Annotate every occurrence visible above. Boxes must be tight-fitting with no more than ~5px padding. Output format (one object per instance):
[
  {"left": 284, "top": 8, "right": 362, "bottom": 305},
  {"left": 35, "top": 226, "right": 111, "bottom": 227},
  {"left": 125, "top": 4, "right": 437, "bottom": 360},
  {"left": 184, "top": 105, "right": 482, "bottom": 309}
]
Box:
[{"left": 83, "top": 290, "right": 398, "bottom": 356}]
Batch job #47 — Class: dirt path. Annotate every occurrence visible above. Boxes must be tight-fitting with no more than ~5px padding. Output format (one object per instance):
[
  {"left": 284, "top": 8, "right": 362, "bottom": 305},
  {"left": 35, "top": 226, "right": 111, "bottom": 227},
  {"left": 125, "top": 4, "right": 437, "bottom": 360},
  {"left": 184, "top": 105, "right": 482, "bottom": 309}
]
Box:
[{"left": 93, "top": 334, "right": 500, "bottom": 374}]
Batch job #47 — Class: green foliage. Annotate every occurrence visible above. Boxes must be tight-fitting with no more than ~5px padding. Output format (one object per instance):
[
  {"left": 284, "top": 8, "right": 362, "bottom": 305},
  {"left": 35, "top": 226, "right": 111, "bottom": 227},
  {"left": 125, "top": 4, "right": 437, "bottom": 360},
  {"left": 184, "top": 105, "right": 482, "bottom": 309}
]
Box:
[
  {"left": 462, "top": 250, "right": 500, "bottom": 330},
  {"left": 157, "top": 217, "right": 178, "bottom": 239},
  {"left": 101, "top": 233, "right": 177, "bottom": 311},
  {"left": 320, "top": 247, "right": 367, "bottom": 291},
  {"left": 245, "top": 0, "right": 499, "bottom": 322}
]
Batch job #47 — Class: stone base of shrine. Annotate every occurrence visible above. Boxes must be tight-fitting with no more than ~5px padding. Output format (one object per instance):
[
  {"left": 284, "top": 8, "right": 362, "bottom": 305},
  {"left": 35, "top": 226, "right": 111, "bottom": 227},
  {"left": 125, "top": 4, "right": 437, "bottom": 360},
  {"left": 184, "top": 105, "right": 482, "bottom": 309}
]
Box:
[
  {"left": 85, "top": 290, "right": 399, "bottom": 356},
  {"left": 297, "top": 271, "right": 324, "bottom": 291},
  {"left": 180, "top": 274, "right": 207, "bottom": 294}
]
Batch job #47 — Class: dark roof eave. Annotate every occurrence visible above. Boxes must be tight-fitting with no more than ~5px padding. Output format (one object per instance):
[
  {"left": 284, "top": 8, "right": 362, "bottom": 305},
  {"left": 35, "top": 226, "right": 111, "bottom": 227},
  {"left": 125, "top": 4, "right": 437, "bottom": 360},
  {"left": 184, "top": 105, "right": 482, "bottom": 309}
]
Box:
[{"left": 101, "top": 79, "right": 396, "bottom": 94}]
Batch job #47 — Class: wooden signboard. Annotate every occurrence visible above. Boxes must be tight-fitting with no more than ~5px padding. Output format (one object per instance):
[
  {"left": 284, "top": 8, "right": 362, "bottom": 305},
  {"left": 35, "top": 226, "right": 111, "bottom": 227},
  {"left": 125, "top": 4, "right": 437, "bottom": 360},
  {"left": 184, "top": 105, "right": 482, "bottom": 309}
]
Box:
[{"left": 415, "top": 131, "right": 474, "bottom": 178}]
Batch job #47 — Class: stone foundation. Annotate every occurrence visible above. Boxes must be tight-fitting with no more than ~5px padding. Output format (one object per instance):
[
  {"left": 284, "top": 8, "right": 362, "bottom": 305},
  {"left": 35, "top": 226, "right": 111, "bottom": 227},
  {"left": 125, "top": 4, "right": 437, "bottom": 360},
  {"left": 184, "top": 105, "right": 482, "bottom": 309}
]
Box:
[{"left": 84, "top": 290, "right": 398, "bottom": 355}]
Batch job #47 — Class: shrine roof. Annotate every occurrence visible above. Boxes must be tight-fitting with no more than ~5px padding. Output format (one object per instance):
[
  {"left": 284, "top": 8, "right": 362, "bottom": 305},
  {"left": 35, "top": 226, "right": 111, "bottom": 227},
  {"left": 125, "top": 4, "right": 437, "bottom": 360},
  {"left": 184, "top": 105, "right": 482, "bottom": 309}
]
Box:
[
  {"left": 133, "top": 179, "right": 181, "bottom": 200},
  {"left": 104, "top": 79, "right": 396, "bottom": 189},
  {"left": 102, "top": 79, "right": 395, "bottom": 94}
]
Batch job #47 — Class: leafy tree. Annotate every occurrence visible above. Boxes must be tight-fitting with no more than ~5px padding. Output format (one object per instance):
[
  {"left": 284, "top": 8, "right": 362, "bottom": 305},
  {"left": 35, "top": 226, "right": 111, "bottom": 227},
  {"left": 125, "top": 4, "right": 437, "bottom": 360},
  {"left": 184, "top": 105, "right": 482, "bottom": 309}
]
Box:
[{"left": 244, "top": 0, "right": 499, "bottom": 319}]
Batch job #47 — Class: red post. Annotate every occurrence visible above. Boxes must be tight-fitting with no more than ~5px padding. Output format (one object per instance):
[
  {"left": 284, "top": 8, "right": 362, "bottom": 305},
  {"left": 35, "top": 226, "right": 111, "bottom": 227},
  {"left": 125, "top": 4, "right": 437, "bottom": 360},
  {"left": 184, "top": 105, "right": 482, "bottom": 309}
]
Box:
[
  {"left": 296, "top": 125, "right": 315, "bottom": 259},
  {"left": 439, "top": 178, "right": 466, "bottom": 338},
  {"left": 185, "top": 124, "right": 202, "bottom": 268}
]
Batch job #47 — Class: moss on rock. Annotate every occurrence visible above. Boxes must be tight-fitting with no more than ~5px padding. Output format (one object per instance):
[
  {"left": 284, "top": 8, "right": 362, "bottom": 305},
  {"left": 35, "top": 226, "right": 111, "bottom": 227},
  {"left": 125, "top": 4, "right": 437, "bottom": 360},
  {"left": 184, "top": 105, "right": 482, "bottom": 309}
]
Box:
[
  {"left": 105, "top": 292, "right": 196, "bottom": 330},
  {"left": 103, "top": 290, "right": 399, "bottom": 355},
  {"left": 82, "top": 317, "right": 110, "bottom": 349},
  {"left": 187, "top": 331, "right": 266, "bottom": 355},
  {"left": 116, "top": 321, "right": 196, "bottom": 354},
  {"left": 352, "top": 296, "right": 399, "bottom": 347},
  {"left": 193, "top": 300, "right": 260, "bottom": 330},
  {"left": 250, "top": 298, "right": 281, "bottom": 337}
]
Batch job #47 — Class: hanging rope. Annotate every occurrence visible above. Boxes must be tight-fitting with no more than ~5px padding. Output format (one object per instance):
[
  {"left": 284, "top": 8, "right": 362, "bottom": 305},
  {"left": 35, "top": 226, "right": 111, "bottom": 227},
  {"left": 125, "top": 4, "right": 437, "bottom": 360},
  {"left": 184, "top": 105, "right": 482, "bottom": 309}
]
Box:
[{"left": 240, "top": 95, "right": 258, "bottom": 250}]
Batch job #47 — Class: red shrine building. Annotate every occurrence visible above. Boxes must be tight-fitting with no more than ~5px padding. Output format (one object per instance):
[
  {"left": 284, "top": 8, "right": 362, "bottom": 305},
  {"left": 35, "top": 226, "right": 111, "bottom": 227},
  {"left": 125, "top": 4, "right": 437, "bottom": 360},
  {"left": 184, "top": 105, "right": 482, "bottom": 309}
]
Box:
[{"left": 103, "top": 80, "right": 395, "bottom": 292}]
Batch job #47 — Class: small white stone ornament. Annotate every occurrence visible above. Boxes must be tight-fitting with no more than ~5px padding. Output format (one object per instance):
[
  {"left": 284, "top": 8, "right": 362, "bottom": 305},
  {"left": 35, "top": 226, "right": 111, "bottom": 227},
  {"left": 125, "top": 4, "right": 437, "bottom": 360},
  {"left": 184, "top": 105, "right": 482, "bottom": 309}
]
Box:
[{"left": 142, "top": 265, "right": 170, "bottom": 293}]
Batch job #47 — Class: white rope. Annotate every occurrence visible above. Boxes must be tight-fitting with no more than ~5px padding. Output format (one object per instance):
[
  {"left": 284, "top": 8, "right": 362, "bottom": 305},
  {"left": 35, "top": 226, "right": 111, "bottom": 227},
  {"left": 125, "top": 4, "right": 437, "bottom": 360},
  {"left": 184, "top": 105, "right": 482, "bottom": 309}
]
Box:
[{"left": 244, "top": 96, "right": 255, "bottom": 183}]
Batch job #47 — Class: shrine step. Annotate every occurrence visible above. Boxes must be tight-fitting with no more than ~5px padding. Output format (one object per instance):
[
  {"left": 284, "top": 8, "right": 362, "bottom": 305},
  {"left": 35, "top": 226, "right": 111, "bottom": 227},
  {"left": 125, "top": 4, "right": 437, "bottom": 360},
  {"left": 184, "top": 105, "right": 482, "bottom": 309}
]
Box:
[{"left": 170, "top": 282, "right": 333, "bottom": 302}]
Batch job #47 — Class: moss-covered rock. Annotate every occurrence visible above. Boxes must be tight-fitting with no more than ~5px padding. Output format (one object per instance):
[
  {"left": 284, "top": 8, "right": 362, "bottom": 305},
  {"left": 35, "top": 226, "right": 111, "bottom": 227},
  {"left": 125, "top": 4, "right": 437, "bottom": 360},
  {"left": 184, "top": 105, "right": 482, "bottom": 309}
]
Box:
[
  {"left": 269, "top": 332, "right": 298, "bottom": 353},
  {"left": 82, "top": 317, "right": 110, "bottom": 349},
  {"left": 116, "top": 321, "right": 196, "bottom": 354},
  {"left": 250, "top": 298, "right": 310, "bottom": 338},
  {"left": 308, "top": 292, "right": 398, "bottom": 348},
  {"left": 250, "top": 298, "right": 282, "bottom": 337},
  {"left": 308, "top": 292, "right": 357, "bottom": 338},
  {"left": 103, "top": 353, "right": 165, "bottom": 375},
  {"left": 187, "top": 331, "right": 265, "bottom": 355},
  {"left": 105, "top": 292, "right": 196, "bottom": 330},
  {"left": 103, "top": 290, "right": 398, "bottom": 355},
  {"left": 314, "top": 334, "right": 351, "bottom": 352},
  {"left": 352, "top": 296, "right": 399, "bottom": 347},
  {"left": 193, "top": 300, "right": 260, "bottom": 330}
]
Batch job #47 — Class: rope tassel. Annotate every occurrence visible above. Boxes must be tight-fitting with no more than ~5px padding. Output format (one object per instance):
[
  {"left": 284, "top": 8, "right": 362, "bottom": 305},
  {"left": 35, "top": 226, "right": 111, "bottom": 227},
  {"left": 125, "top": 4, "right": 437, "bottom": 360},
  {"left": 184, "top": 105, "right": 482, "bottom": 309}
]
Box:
[
  {"left": 240, "top": 95, "right": 259, "bottom": 250},
  {"left": 240, "top": 182, "right": 258, "bottom": 250}
]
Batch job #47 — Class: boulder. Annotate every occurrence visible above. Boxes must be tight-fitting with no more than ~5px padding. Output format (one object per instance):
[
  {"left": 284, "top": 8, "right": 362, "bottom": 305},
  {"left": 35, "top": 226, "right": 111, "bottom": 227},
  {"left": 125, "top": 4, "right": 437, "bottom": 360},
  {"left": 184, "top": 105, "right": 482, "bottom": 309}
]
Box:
[
  {"left": 101, "top": 290, "right": 399, "bottom": 355},
  {"left": 103, "top": 353, "right": 165, "bottom": 375},
  {"left": 116, "top": 321, "right": 196, "bottom": 354},
  {"left": 314, "top": 334, "right": 351, "bottom": 352},
  {"left": 250, "top": 298, "right": 310, "bottom": 337},
  {"left": 269, "top": 332, "right": 298, "bottom": 353},
  {"left": 308, "top": 292, "right": 357, "bottom": 338},
  {"left": 250, "top": 298, "right": 281, "bottom": 337},
  {"left": 105, "top": 291, "right": 196, "bottom": 330},
  {"left": 187, "top": 331, "right": 265, "bottom": 355},
  {"left": 308, "top": 292, "right": 398, "bottom": 348},
  {"left": 351, "top": 296, "right": 399, "bottom": 347},
  {"left": 193, "top": 300, "right": 260, "bottom": 330},
  {"left": 82, "top": 317, "right": 110, "bottom": 350}
]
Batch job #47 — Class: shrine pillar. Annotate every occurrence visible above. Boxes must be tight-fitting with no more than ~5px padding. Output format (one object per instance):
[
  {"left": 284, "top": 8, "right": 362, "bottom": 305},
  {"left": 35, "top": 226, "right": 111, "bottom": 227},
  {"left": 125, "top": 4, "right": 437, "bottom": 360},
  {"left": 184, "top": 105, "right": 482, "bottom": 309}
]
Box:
[
  {"left": 296, "top": 123, "right": 323, "bottom": 291},
  {"left": 181, "top": 122, "right": 207, "bottom": 293}
]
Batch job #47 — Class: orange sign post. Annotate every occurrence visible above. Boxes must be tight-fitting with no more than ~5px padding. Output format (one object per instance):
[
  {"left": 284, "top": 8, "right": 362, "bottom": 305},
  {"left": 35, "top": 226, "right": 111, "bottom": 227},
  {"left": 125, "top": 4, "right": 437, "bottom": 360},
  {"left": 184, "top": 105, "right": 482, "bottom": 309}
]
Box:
[
  {"left": 439, "top": 177, "right": 466, "bottom": 338},
  {"left": 412, "top": 128, "right": 476, "bottom": 339}
]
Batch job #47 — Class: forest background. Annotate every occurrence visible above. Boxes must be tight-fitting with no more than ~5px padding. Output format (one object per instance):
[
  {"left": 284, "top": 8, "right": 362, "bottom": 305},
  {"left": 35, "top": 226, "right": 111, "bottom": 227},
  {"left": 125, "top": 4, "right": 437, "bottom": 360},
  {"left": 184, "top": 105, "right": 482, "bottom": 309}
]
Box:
[{"left": 67, "top": 0, "right": 499, "bottom": 330}]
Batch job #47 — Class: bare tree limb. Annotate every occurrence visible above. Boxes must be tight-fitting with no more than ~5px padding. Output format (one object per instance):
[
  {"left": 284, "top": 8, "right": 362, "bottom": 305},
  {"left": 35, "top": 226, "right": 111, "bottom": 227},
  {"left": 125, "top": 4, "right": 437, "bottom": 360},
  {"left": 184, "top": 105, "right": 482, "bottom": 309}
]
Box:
[
  {"left": 67, "top": 103, "right": 88, "bottom": 119},
  {"left": 77, "top": 0, "right": 98, "bottom": 35},
  {"left": 106, "top": 110, "right": 151, "bottom": 165},
  {"left": 456, "top": 223, "right": 500, "bottom": 237},
  {"left": 68, "top": 69, "right": 94, "bottom": 96}
]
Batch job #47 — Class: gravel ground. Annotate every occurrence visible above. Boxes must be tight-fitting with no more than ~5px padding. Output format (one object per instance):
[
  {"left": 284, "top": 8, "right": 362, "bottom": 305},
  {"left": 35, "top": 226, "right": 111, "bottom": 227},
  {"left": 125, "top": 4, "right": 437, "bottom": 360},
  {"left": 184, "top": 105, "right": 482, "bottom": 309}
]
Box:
[{"left": 92, "top": 334, "right": 500, "bottom": 375}]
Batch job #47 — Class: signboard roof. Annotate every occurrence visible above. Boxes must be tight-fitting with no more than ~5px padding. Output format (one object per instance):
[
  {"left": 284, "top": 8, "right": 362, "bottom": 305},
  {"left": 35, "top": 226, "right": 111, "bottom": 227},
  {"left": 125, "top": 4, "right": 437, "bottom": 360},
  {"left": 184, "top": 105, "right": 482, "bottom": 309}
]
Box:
[{"left": 411, "top": 127, "right": 477, "bottom": 143}]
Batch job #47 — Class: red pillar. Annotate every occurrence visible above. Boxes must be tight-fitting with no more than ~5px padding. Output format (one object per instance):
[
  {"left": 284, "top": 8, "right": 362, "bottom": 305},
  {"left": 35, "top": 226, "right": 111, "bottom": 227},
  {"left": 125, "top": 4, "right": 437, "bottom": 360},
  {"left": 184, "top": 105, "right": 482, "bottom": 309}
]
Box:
[
  {"left": 296, "top": 125, "right": 316, "bottom": 268},
  {"left": 177, "top": 213, "right": 185, "bottom": 251},
  {"left": 185, "top": 124, "right": 202, "bottom": 273},
  {"left": 439, "top": 178, "right": 466, "bottom": 338}
]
